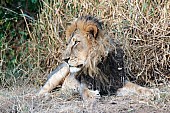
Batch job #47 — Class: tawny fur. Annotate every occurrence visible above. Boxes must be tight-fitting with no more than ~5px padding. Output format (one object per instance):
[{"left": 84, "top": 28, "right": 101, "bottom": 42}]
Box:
[
  {"left": 39, "top": 16, "right": 159, "bottom": 100},
  {"left": 117, "top": 81, "right": 156, "bottom": 97}
]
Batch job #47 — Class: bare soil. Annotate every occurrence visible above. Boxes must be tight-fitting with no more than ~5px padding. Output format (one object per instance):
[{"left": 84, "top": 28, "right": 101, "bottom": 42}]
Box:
[{"left": 0, "top": 84, "right": 170, "bottom": 113}]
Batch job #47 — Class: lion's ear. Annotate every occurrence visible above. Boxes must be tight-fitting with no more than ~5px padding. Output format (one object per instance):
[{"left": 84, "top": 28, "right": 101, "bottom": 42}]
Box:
[{"left": 85, "top": 25, "right": 98, "bottom": 39}]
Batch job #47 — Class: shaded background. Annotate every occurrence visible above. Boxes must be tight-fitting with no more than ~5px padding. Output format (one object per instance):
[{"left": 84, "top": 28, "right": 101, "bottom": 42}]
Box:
[{"left": 0, "top": 0, "right": 169, "bottom": 87}]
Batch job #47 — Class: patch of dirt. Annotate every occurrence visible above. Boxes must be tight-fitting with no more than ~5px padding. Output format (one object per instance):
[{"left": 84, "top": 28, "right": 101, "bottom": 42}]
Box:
[{"left": 0, "top": 84, "right": 170, "bottom": 113}]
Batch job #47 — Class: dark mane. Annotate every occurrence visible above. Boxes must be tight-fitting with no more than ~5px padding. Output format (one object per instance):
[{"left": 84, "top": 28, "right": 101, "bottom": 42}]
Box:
[
  {"left": 77, "top": 47, "right": 125, "bottom": 95},
  {"left": 78, "top": 15, "right": 103, "bottom": 30}
]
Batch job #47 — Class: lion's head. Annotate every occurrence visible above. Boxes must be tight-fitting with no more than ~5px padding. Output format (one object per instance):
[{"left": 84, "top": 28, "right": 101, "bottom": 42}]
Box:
[{"left": 63, "top": 16, "right": 112, "bottom": 75}]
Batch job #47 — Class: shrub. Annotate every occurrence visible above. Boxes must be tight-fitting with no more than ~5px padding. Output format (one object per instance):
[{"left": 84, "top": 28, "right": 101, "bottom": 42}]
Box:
[
  {"left": 33, "top": 0, "right": 169, "bottom": 86},
  {"left": 1, "top": 0, "right": 169, "bottom": 86},
  {"left": 0, "top": 0, "right": 39, "bottom": 86}
]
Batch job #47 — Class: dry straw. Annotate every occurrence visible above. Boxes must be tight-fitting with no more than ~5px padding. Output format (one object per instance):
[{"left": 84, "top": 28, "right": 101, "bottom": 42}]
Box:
[{"left": 31, "top": 0, "right": 169, "bottom": 86}]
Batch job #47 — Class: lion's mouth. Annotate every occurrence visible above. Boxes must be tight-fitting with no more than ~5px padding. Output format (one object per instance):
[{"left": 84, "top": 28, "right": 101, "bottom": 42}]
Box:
[
  {"left": 76, "top": 64, "right": 83, "bottom": 68},
  {"left": 69, "top": 64, "right": 83, "bottom": 73},
  {"left": 69, "top": 64, "right": 83, "bottom": 68},
  {"left": 63, "top": 58, "right": 84, "bottom": 68},
  {"left": 69, "top": 66, "right": 82, "bottom": 73}
]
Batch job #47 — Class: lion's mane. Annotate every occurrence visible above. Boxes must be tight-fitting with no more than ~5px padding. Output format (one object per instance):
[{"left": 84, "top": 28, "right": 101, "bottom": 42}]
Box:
[{"left": 66, "top": 16, "right": 125, "bottom": 95}]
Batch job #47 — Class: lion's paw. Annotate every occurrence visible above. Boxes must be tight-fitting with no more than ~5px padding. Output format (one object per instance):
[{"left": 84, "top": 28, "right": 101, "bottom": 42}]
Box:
[{"left": 80, "top": 84, "right": 100, "bottom": 101}]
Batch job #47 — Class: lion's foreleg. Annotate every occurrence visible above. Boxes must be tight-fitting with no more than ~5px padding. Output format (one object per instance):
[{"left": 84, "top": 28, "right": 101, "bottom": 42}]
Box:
[
  {"left": 116, "top": 81, "right": 160, "bottom": 98},
  {"left": 60, "top": 73, "right": 101, "bottom": 101},
  {"left": 61, "top": 73, "right": 80, "bottom": 94},
  {"left": 38, "top": 62, "right": 70, "bottom": 95}
]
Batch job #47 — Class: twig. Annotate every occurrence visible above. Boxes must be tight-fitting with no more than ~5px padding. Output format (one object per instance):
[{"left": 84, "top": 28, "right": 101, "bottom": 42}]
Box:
[
  {"left": 20, "top": 9, "right": 34, "bottom": 40},
  {"left": 0, "top": 6, "right": 35, "bottom": 21}
]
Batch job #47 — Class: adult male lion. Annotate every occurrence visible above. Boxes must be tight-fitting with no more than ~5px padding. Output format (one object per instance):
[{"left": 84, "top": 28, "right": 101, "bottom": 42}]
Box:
[{"left": 38, "top": 16, "right": 157, "bottom": 100}]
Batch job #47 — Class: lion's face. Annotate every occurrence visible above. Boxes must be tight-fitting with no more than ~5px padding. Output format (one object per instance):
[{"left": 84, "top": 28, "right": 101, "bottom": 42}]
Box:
[
  {"left": 63, "top": 30, "right": 92, "bottom": 72},
  {"left": 62, "top": 16, "right": 102, "bottom": 73}
]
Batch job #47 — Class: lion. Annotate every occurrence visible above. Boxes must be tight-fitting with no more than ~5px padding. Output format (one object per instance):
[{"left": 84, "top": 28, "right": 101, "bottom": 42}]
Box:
[{"left": 38, "top": 16, "right": 159, "bottom": 101}]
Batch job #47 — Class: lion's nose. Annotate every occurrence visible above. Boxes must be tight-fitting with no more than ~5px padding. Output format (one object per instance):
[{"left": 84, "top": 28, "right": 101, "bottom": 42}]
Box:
[{"left": 64, "top": 58, "right": 70, "bottom": 63}]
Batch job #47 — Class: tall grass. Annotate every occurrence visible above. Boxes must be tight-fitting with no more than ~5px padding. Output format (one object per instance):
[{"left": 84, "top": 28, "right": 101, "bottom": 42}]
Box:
[{"left": 1, "top": 0, "right": 169, "bottom": 86}]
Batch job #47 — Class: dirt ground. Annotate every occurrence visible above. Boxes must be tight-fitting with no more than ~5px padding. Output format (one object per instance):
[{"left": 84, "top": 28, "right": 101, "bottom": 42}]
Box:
[{"left": 0, "top": 84, "right": 170, "bottom": 113}]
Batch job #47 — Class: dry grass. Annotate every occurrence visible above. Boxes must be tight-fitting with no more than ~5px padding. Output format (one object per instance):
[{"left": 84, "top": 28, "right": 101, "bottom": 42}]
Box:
[
  {"left": 0, "top": 83, "right": 170, "bottom": 112},
  {"left": 28, "top": 0, "right": 170, "bottom": 86}
]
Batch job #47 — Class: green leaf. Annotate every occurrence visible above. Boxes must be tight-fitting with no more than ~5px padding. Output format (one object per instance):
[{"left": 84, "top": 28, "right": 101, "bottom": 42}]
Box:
[
  {"left": 0, "top": 41, "right": 2, "bottom": 48},
  {"left": 31, "top": 0, "right": 37, "bottom": 4}
]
